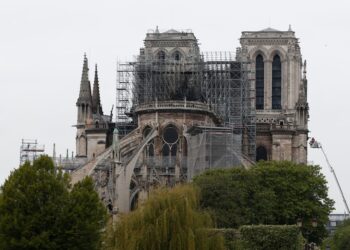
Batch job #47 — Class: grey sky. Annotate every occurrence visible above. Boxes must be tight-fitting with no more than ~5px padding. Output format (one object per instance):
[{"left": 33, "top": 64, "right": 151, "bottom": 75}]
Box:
[{"left": 1, "top": 0, "right": 349, "bottom": 213}]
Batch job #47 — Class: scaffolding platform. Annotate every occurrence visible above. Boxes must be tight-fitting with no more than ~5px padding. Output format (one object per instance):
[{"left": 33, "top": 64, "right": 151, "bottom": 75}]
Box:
[{"left": 19, "top": 139, "right": 45, "bottom": 165}]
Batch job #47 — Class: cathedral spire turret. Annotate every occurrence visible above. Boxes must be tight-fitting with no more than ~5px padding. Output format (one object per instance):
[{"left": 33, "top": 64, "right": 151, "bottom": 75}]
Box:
[
  {"left": 76, "top": 54, "right": 92, "bottom": 124},
  {"left": 92, "top": 64, "right": 103, "bottom": 115},
  {"left": 77, "top": 54, "right": 92, "bottom": 104}
]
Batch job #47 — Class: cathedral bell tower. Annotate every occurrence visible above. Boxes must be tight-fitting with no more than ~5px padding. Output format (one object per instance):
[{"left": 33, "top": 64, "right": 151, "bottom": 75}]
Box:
[{"left": 238, "top": 26, "right": 309, "bottom": 163}]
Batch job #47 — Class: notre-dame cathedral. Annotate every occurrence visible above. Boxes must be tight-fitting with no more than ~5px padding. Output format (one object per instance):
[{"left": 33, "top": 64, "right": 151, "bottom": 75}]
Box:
[{"left": 68, "top": 27, "right": 309, "bottom": 213}]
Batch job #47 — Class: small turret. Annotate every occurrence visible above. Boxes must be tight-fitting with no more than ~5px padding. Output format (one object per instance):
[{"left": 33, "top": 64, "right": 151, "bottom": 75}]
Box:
[
  {"left": 76, "top": 54, "right": 92, "bottom": 124},
  {"left": 92, "top": 64, "right": 103, "bottom": 115},
  {"left": 77, "top": 54, "right": 92, "bottom": 104}
]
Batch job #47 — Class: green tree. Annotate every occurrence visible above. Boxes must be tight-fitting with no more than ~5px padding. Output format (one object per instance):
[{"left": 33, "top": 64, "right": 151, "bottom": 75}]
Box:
[
  {"left": 192, "top": 167, "right": 276, "bottom": 228},
  {"left": 61, "top": 177, "right": 107, "bottom": 250},
  {"left": 326, "top": 219, "right": 350, "bottom": 250},
  {"left": 0, "top": 156, "right": 106, "bottom": 250},
  {"left": 194, "top": 161, "right": 334, "bottom": 245},
  {"left": 104, "top": 185, "right": 225, "bottom": 250}
]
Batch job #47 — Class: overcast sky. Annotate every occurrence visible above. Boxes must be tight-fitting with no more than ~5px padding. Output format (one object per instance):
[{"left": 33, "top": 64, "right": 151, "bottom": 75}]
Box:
[{"left": 1, "top": 0, "right": 349, "bottom": 213}]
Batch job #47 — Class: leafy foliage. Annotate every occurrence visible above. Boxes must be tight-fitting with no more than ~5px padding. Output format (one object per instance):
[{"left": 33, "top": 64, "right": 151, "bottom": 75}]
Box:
[
  {"left": 60, "top": 177, "right": 107, "bottom": 250},
  {"left": 240, "top": 225, "right": 304, "bottom": 250},
  {"left": 193, "top": 161, "right": 334, "bottom": 244},
  {"left": 210, "top": 226, "right": 304, "bottom": 250},
  {"left": 104, "top": 185, "right": 225, "bottom": 250},
  {"left": 209, "top": 228, "right": 243, "bottom": 250},
  {"left": 0, "top": 156, "right": 106, "bottom": 250},
  {"left": 324, "top": 219, "right": 350, "bottom": 249}
]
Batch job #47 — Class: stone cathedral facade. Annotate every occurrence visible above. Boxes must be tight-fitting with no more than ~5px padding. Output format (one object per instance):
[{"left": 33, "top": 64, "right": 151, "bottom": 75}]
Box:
[
  {"left": 70, "top": 27, "right": 309, "bottom": 212},
  {"left": 238, "top": 27, "right": 309, "bottom": 163}
]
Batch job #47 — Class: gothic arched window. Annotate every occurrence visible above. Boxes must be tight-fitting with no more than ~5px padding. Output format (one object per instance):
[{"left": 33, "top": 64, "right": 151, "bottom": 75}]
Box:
[
  {"left": 173, "top": 51, "right": 181, "bottom": 61},
  {"left": 148, "top": 144, "right": 154, "bottom": 157},
  {"left": 157, "top": 51, "right": 166, "bottom": 61},
  {"left": 256, "top": 146, "right": 267, "bottom": 162},
  {"left": 255, "top": 55, "right": 264, "bottom": 109},
  {"left": 143, "top": 126, "right": 152, "bottom": 138},
  {"left": 163, "top": 125, "right": 178, "bottom": 144},
  {"left": 143, "top": 126, "right": 154, "bottom": 157},
  {"left": 162, "top": 144, "right": 170, "bottom": 156},
  {"left": 272, "top": 54, "right": 282, "bottom": 109},
  {"left": 162, "top": 125, "right": 178, "bottom": 168}
]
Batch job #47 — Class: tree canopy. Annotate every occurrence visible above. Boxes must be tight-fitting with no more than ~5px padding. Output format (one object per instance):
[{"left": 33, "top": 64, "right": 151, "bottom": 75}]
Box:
[
  {"left": 326, "top": 219, "right": 350, "bottom": 249},
  {"left": 0, "top": 156, "right": 106, "bottom": 250},
  {"left": 104, "top": 185, "right": 225, "bottom": 250},
  {"left": 193, "top": 161, "right": 334, "bottom": 244}
]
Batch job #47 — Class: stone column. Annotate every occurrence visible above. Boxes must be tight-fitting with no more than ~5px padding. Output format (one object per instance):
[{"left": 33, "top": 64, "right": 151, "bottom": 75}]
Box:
[
  {"left": 282, "top": 59, "right": 288, "bottom": 109},
  {"left": 264, "top": 59, "right": 272, "bottom": 110},
  {"left": 297, "top": 133, "right": 308, "bottom": 164}
]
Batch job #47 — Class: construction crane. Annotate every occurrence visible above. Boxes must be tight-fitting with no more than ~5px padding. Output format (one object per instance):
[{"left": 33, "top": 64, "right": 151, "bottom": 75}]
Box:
[{"left": 310, "top": 138, "right": 350, "bottom": 214}]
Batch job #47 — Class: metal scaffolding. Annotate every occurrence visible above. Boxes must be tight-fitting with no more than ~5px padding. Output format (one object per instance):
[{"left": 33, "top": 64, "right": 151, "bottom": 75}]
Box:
[
  {"left": 116, "top": 62, "right": 136, "bottom": 136},
  {"left": 116, "top": 62, "right": 133, "bottom": 123},
  {"left": 202, "top": 52, "right": 256, "bottom": 159},
  {"left": 19, "top": 139, "right": 45, "bottom": 165},
  {"left": 116, "top": 51, "right": 256, "bottom": 161}
]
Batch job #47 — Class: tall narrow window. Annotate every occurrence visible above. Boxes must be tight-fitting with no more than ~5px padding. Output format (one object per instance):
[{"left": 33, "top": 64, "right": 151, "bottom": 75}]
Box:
[
  {"left": 272, "top": 55, "right": 282, "bottom": 109},
  {"left": 255, "top": 55, "right": 264, "bottom": 109},
  {"left": 162, "top": 125, "right": 178, "bottom": 167},
  {"left": 173, "top": 51, "right": 181, "bottom": 61},
  {"left": 157, "top": 51, "right": 166, "bottom": 61},
  {"left": 256, "top": 146, "right": 267, "bottom": 161}
]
